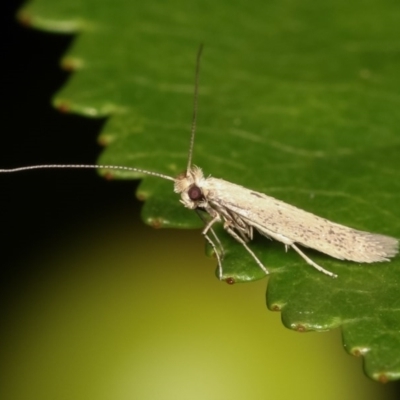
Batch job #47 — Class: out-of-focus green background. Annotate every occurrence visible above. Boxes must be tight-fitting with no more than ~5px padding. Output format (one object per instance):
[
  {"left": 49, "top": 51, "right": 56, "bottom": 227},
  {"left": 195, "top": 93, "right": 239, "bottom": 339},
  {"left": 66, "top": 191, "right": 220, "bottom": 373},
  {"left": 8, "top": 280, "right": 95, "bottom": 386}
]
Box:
[
  {"left": 1, "top": 1, "right": 399, "bottom": 398},
  {"left": 1, "top": 208, "right": 398, "bottom": 400}
]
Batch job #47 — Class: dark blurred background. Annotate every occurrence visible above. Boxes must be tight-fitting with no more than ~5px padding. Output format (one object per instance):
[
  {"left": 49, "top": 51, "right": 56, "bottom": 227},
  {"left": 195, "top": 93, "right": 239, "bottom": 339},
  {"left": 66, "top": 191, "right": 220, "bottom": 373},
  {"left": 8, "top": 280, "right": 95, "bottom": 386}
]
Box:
[{"left": 1, "top": 1, "right": 140, "bottom": 295}]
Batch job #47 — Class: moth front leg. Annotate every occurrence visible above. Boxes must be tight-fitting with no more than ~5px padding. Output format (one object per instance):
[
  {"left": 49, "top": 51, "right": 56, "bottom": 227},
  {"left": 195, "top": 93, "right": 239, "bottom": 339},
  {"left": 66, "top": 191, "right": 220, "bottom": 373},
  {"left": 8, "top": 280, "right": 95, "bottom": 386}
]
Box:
[
  {"left": 195, "top": 211, "right": 225, "bottom": 279},
  {"left": 203, "top": 231, "right": 225, "bottom": 279}
]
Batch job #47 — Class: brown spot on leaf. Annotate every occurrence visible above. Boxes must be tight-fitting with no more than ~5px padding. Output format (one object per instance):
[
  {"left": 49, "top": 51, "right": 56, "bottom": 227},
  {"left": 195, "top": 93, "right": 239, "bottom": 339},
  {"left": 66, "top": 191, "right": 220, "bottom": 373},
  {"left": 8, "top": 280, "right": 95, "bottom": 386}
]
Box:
[
  {"left": 150, "top": 218, "right": 163, "bottom": 229},
  {"left": 97, "top": 137, "right": 108, "bottom": 147},
  {"left": 378, "top": 374, "right": 389, "bottom": 384},
  {"left": 103, "top": 172, "right": 114, "bottom": 181},
  {"left": 352, "top": 349, "right": 362, "bottom": 357},
  {"left": 18, "top": 12, "right": 32, "bottom": 27},
  {"left": 56, "top": 102, "right": 70, "bottom": 113},
  {"left": 294, "top": 324, "right": 307, "bottom": 332},
  {"left": 136, "top": 193, "right": 147, "bottom": 201},
  {"left": 61, "top": 59, "right": 76, "bottom": 72}
]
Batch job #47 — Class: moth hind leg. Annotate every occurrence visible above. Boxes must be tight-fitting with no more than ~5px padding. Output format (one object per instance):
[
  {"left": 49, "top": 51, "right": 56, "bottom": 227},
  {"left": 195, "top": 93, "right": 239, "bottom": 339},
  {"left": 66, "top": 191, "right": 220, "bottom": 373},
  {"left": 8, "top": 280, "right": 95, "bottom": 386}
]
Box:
[{"left": 290, "top": 243, "right": 337, "bottom": 278}]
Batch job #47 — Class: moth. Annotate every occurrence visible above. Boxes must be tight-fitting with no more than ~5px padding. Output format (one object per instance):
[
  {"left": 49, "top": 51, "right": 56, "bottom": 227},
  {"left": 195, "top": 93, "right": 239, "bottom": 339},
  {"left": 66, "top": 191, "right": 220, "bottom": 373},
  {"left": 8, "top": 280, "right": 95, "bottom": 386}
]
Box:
[{"left": 1, "top": 45, "right": 398, "bottom": 280}]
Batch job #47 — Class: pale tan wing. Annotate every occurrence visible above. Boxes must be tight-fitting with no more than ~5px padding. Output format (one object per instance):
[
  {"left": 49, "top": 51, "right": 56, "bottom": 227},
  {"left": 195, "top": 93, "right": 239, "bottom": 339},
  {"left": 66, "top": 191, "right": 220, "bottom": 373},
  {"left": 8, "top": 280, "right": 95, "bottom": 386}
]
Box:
[{"left": 204, "top": 177, "right": 398, "bottom": 263}]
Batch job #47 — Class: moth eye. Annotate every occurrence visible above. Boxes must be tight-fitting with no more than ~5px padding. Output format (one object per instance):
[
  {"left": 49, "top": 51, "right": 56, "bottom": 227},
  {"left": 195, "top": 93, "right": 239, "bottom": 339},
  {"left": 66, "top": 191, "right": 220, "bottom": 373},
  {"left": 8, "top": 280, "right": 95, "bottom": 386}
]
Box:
[{"left": 188, "top": 185, "right": 203, "bottom": 201}]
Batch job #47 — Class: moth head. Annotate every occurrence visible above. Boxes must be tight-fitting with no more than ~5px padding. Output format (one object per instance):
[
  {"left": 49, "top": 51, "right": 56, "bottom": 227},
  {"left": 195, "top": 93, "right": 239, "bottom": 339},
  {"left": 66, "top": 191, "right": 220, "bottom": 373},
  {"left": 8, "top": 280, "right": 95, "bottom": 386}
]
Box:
[{"left": 174, "top": 165, "right": 208, "bottom": 209}]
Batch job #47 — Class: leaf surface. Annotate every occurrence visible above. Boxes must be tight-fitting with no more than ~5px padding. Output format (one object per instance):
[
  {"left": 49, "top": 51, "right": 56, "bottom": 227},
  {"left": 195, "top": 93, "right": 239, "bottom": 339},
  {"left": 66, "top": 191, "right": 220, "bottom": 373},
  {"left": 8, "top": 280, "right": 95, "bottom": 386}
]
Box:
[{"left": 19, "top": 0, "right": 400, "bottom": 381}]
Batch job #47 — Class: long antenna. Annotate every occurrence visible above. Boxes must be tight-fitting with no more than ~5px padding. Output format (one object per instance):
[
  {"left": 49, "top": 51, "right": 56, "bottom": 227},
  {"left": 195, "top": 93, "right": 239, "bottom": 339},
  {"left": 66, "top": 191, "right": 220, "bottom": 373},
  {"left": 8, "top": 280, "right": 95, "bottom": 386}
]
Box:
[
  {"left": 1, "top": 46, "right": 205, "bottom": 181},
  {"left": 0, "top": 164, "right": 175, "bottom": 181},
  {"left": 186, "top": 44, "right": 203, "bottom": 174}
]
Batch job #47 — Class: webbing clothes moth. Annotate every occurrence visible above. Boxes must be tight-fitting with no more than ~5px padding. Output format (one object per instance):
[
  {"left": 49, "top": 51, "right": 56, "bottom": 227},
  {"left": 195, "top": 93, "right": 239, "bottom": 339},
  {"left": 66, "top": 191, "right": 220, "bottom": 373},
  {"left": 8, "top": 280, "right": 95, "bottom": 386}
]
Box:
[{"left": 1, "top": 45, "right": 398, "bottom": 279}]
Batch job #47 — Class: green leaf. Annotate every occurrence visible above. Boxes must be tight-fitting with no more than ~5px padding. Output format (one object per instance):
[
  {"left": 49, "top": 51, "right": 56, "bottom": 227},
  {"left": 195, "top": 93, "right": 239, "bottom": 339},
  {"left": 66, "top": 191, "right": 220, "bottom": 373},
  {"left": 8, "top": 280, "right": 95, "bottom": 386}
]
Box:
[{"left": 18, "top": 0, "right": 400, "bottom": 381}]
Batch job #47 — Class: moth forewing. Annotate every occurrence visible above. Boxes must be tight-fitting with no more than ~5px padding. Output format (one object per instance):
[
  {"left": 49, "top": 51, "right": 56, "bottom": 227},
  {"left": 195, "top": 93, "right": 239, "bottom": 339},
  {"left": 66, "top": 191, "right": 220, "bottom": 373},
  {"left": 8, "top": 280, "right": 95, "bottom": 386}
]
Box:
[{"left": 184, "top": 171, "right": 399, "bottom": 277}]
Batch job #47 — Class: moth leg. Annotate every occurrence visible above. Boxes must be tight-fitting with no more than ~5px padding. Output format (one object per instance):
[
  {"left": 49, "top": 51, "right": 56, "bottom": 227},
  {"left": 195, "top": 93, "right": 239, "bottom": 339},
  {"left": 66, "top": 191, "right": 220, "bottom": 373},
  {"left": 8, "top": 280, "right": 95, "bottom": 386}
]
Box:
[
  {"left": 203, "top": 231, "right": 224, "bottom": 279},
  {"left": 195, "top": 211, "right": 225, "bottom": 279},
  {"left": 208, "top": 226, "right": 225, "bottom": 258},
  {"left": 202, "top": 218, "right": 225, "bottom": 256},
  {"left": 290, "top": 243, "right": 338, "bottom": 278},
  {"left": 225, "top": 226, "right": 269, "bottom": 275},
  {"left": 202, "top": 214, "right": 220, "bottom": 236}
]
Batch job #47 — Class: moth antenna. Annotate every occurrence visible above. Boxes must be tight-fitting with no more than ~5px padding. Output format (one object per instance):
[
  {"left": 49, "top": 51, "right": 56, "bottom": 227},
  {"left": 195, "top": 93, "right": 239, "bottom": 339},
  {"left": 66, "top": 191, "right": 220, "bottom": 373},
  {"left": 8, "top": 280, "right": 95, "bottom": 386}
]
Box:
[
  {"left": 0, "top": 164, "right": 175, "bottom": 181},
  {"left": 1, "top": 47, "right": 205, "bottom": 182},
  {"left": 186, "top": 43, "right": 203, "bottom": 174}
]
